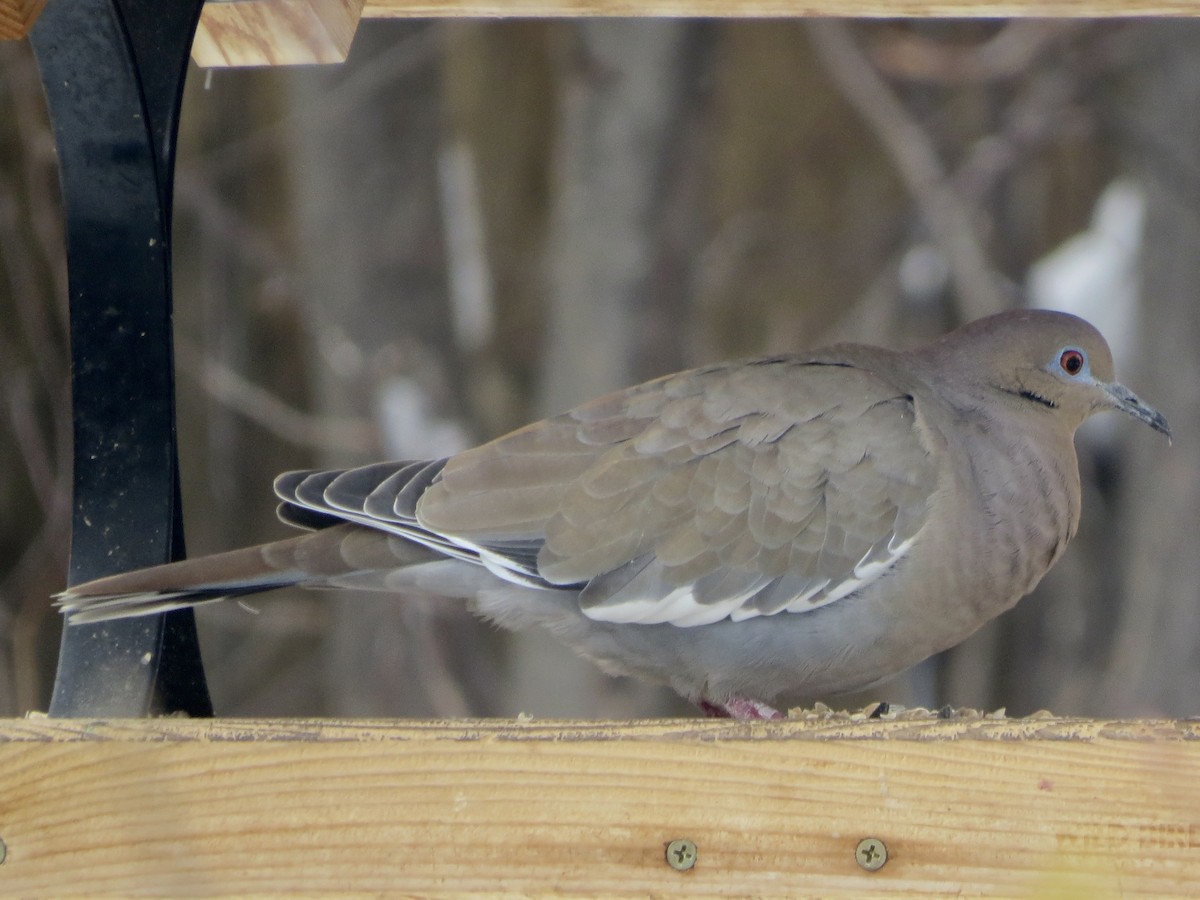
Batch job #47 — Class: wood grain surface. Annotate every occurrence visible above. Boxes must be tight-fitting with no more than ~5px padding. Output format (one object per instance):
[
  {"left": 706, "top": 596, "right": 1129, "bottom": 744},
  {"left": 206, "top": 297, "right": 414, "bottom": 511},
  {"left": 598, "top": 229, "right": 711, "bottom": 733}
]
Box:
[
  {"left": 0, "top": 714, "right": 1196, "bottom": 895},
  {"left": 0, "top": 0, "right": 45, "bottom": 40},
  {"left": 361, "top": 0, "right": 1200, "bottom": 17},
  {"left": 192, "top": 0, "right": 365, "bottom": 66}
]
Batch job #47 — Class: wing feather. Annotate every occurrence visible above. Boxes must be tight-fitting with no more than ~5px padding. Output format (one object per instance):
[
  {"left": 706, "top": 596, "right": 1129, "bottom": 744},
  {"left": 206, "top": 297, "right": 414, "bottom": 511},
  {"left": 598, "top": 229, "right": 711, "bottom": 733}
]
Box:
[
  {"left": 269, "top": 357, "right": 936, "bottom": 627},
  {"left": 417, "top": 357, "right": 937, "bottom": 626}
]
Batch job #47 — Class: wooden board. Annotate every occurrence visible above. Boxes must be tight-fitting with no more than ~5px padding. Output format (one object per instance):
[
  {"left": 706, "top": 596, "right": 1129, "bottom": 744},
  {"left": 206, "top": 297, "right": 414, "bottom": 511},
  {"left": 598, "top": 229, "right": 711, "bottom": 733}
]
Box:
[
  {"left": 193, "top": 0, "right": 366, "bottom": 66},
  {"left": 0, "top": 0, "right": 45, "bottom": 40},
  {"left": 185, "top": 0, "right": 1200, "bottom": 67},
  {"left": 361, "top": 0, "right": 1200, "bottom": 16},
  {"left": 8, "top": 1, "right": 1200, "bottom": 49},
  {"left": 0, "top": 715, "right": 1196, "bottom": 895},
  {"left": 9, "top": 1, "right": 1199, "bottom": 53}
]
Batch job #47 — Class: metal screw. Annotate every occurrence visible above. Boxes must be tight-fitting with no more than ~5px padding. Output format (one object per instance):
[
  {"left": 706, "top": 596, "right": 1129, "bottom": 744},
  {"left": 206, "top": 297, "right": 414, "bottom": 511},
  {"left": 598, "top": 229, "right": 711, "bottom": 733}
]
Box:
[
  {"left": 665, "top": 838, "right": 698, "bottom": 871},
  {"left": 0, "top": 835, "right": 7, "bottom": 865},
  {"left": 855, "top": 837, "right": 887, "bottom": 871}
]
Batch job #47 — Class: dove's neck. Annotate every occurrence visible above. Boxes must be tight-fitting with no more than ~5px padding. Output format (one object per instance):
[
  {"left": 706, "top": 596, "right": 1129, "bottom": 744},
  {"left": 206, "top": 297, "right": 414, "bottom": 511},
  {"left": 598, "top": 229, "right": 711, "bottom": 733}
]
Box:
[{"left": 931, "top": 381, "right": 1083, "bottom": 613}]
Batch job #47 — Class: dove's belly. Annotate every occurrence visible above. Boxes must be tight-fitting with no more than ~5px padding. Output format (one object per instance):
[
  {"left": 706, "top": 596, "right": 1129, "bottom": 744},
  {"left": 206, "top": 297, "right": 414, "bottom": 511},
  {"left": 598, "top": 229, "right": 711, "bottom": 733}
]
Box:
[{"left": 470, "top": 551, "right": 1010, "bottom": 705}]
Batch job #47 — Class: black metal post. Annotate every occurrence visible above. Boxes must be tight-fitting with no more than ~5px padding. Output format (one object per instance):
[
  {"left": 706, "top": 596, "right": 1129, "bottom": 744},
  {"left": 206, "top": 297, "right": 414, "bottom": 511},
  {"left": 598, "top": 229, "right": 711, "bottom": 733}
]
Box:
[{"left": 31, "top": 0, "right": 212, "bottom": 716}]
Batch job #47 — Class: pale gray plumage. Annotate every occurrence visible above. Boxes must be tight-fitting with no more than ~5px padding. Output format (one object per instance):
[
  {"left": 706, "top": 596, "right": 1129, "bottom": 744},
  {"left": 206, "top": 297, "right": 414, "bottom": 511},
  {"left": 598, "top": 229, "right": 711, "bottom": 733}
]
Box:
[{"left": 56, "top": 310, "right": 1170, "bottom": 719}]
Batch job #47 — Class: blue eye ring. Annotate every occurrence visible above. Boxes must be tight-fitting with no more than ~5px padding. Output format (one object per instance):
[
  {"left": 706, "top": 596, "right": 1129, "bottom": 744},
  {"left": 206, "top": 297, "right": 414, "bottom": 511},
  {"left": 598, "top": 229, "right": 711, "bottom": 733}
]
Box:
[{"left": 1059, "top": 348, "right": 1086, "bottom": 377}]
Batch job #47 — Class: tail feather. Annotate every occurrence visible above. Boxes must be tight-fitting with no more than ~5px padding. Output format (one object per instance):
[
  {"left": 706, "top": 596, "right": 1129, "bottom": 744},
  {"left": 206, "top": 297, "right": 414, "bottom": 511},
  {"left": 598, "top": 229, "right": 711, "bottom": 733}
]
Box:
[
  {"left": 59, "top": 586, "right": 283, "bottom": 624},
  {"left": 56, "top": 524, "right": 444, "bottom": 623}
]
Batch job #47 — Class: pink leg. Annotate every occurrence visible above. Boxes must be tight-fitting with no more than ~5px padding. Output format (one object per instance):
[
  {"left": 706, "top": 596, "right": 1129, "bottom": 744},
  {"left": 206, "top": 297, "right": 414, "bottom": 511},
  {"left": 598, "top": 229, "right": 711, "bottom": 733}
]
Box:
[{"left": 699, "top": 697, "right": 784, "bottom": 720}]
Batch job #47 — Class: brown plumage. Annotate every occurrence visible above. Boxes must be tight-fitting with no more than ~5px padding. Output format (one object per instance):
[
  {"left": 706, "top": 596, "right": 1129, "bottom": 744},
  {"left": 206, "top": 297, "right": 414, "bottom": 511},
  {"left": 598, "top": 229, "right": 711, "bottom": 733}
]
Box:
[{"left": 57, "top": 310, "right": 1170, "bottom": 718}]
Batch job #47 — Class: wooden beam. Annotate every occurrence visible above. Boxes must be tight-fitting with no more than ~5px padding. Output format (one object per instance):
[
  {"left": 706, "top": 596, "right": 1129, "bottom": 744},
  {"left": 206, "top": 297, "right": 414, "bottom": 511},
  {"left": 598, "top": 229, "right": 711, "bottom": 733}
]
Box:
[
  {"left": 0, "top": 715, "right": 1197, "bottom": 895},
  {"left": 192, "top": 0, "right": 366, "bottom": 66},
  {"left": 6, "top": 1, "right": 1200, "bottom": 49},
  {"left": 361, "top": 0, "right": 1200, "bottom": 16},
  {"left": 179, "top": 0, "right": 1200, "bottom": 66},
  {"left": 0, "top": 0, "right": 45, "bottom": 40}
]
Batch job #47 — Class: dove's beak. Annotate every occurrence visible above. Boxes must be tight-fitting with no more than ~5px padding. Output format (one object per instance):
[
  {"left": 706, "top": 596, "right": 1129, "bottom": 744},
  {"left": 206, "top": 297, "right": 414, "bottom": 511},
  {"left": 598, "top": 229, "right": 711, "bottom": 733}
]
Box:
[{"left": 1103, "top": 382, "right": 1172, "bottom": 440}]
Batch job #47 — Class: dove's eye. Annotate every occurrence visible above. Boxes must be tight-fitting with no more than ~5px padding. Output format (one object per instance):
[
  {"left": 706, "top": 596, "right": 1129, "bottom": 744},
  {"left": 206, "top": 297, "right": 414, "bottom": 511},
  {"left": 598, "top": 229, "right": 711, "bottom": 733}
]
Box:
[{"left": 1059, "top": 349, "right": 1085, "bottom": 376}]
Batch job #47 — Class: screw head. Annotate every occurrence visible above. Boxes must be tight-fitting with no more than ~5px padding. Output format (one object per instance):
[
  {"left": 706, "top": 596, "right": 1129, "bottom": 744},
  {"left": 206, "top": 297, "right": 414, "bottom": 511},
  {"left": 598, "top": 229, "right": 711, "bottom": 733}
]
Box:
[
  {"left": 855, "top": 837, "right": 887, "bottom": 871},
  {"left": 665, "top": 838, "right": 698, "bottom": 871}
]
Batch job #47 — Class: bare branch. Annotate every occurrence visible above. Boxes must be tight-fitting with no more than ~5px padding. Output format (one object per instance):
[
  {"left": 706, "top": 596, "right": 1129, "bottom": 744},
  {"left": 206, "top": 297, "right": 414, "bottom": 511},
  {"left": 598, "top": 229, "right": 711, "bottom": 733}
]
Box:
[
  {"left": 806, "top": 20, "right": 1007, "bottom": 321},
  {"left": 867, "top": 21, "right": 1084, "bottom": 84},
  {"left": 176, "top": 342, "right": 379, "bottom": 455}
]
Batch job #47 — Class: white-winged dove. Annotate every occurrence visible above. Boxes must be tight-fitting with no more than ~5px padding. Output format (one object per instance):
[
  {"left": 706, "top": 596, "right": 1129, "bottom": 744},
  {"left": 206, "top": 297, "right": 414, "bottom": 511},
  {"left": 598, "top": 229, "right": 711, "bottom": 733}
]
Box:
[{"left": 58, "top": 310, "right": 1169, "bottom": 719}]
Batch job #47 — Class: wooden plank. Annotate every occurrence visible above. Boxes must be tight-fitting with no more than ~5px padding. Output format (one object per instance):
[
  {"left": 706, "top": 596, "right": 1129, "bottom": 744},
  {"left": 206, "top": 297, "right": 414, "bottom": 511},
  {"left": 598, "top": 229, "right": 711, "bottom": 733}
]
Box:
[
  {"left": 7, "top": 0, "right": 1200, "bottom": 47},
  {"left": 175, "top": 0, "right": 1200, "bottom": 66},
  {"left": 0, "top": 0, "right": 45, "bottom": 40},
  {"left": 192, "top": 0, "right": 366, "bottom": 66},
  {"left": 361, "top": 0, "right": 1200, "bottom": 16},
  {"left": 0, "top": 714, "right": 1196, "bottom": 895}
]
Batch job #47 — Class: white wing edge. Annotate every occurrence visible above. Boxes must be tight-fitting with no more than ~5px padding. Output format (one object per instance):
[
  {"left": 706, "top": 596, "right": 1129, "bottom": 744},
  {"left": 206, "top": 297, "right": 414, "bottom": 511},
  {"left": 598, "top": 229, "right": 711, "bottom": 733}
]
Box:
[{"left": 583, "top": 533, "right": 917, "bottom": 628}]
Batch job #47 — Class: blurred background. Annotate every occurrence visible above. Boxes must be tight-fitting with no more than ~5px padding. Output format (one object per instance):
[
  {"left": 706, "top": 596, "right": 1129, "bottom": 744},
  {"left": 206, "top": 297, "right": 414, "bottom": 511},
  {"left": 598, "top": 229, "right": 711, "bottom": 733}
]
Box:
[{"left": 0, "top": 18, "right": 1196, "bottom": 719}]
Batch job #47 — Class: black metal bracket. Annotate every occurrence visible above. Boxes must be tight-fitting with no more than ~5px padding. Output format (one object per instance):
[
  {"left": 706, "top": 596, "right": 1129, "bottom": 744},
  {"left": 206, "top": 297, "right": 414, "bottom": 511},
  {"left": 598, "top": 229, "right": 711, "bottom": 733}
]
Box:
[{"left": 31, "top": 0, "right": 212, "bottom": 717}]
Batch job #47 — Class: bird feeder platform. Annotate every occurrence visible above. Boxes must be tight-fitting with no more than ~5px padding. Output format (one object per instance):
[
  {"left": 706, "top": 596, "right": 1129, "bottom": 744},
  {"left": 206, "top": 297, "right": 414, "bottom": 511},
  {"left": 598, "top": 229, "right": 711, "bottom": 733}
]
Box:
[{"left": 0, "top": 714, "right": 1197, "bottom": 895}]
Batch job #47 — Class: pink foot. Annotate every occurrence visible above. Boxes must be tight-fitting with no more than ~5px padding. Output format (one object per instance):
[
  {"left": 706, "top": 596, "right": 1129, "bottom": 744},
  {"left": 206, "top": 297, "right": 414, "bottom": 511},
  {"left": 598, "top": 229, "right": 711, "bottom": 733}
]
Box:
[{"left": 699, "top": 697, "right": 784, "bottom": 720}]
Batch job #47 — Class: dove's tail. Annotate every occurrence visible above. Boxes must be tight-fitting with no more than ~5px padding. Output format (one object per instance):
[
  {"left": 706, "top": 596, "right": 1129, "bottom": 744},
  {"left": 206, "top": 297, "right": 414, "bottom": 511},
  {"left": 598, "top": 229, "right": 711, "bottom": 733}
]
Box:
[{"left": 55, "top": 524, "right": 443, "bottom": 623}]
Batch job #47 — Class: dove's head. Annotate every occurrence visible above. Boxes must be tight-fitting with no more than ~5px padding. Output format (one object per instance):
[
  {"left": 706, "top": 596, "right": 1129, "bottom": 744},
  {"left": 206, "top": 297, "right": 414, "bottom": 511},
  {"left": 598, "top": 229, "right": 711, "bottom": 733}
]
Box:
[{"left": 926, "top": 309, "right": 1171, "bottom": 439}]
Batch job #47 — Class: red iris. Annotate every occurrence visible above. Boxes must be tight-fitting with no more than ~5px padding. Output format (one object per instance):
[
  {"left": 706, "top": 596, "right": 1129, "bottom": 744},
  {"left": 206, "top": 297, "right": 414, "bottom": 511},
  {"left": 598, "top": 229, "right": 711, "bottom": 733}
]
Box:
[{"left": 1059, "top": 349, "right": 1085, "bottom": 376}]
